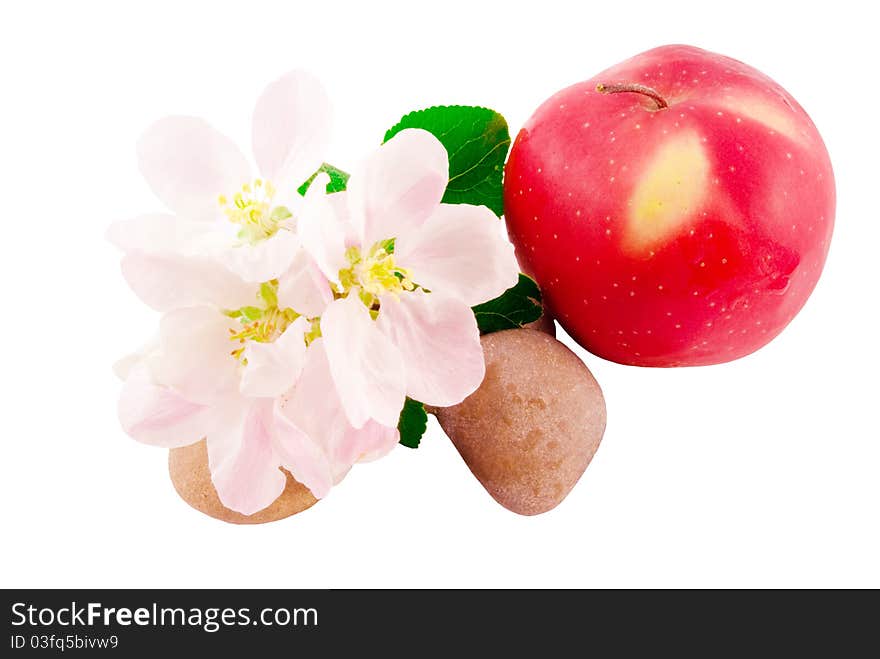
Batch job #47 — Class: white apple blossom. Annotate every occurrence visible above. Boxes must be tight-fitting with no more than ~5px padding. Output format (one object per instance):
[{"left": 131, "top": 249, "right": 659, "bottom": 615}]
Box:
[
  {"left": 107, "top": 69, "right": 333, "bottom": 287},
  {"left": 298, "top": 128, "right": 521, "bottom": 429},
  {"left": 111, "top": 78, "right": 523, "bottom": 512},
  {"left": 115, "top": 263, "right": 399, "bottom": 514}
]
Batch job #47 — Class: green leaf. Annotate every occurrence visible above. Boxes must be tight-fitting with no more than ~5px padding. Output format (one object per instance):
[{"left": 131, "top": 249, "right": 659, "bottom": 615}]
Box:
[
  {"left": 297, "top": 163, "right": 350, "bottom": 196},
  {"left": 383, "top": 106, "right": 511, "bottom": 216},
  {"left": 472, "top": 274, "right": 543, "bottom": 334},
  {"left": 259, "top": 282, "right": 277, "bottom": 308},
  {"left": 398, "top": 398, "right": 428, "bottom": 449},
  {"left": 238, "top": 306, "right": 264, "bottom": 322}
]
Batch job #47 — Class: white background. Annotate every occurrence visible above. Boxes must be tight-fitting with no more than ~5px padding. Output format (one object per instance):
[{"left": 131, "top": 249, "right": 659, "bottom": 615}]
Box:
[{"left": 1, "top": 0, "right": 877, "bottom": 588}]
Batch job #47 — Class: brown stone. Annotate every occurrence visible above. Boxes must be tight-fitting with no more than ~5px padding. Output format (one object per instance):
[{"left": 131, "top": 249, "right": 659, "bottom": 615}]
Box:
[
  {"left": 437, "top": 329, "right": 606, "bottom": 515},
  {"left": 168, "top": 440, "right": 317, "bottom": 524}
]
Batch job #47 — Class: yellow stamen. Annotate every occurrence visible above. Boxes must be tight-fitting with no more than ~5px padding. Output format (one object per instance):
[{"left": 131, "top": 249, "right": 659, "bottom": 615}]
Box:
[
  {"left": 224, "top": 280, "right": 315, "bottom": 363},
  {"left": 335, "top": 240, "right": 417, "bottom": 310},
  {"left": 218, "top": 179, "right": 289, "bottom": 244}
]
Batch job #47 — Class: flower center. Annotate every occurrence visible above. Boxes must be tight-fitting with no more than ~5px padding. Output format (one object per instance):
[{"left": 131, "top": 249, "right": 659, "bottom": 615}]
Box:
[
  {"left": 336, "top": 239, "right": 415, "bottom": 310},
  {"left": 218, "top": 179, "right": 292, "bottom": 244},
  {"left": 225, "top": 281, "right": 320, "bottom": 362}
]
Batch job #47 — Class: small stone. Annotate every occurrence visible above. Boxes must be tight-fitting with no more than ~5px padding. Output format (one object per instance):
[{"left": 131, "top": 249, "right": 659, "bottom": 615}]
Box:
[
  {"left": 437, "top": 329, "right": 606, "bottom": 515},
  {"left": 168, "top": 440, "right": 317, "bottom": 524}
]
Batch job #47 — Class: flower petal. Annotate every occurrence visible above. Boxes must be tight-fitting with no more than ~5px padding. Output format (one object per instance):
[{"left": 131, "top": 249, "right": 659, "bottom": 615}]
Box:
[
  {"left": 120, "top": 252, "right": 256, "bottom": 312},
  {"left": 113, "top": 337, "right": 159, "bottom": 380},
  {"left": 276, "top": 340, "right": 401, "bottom": 495},
  {"left": 276, "top": 247, "right": 333, "bottom": 318},
  {"left": 378, "top": 291, "right": 484, "bottom": 407},
  {"left": 337, "top": 420, "right": 400, "bottom": 465},
  {"left": 272, "top": 403, "right": 334, "bottom": 499},
  {"left": 240, "top": 317, "right": 309, "bottom": 398},
  {"left": 206, "top": 398, "right": 286, "bottom": 515},
  {"left": 252, "top": 70, "right": 331, "bottom": 193},
  {"left": 321, "top": 295, "right": 406, "bottom": 428},
  {"left": 216, "top": 228, "right": 300, "bottom": 283},
  {"left": 118, "top": 363, "right": 213, "bottom": 448},
  {"left": 152, "top": 306, "right": 242, "bottom": 405},
  {"left": 296, "top": 176, "right": 349, "bottom": 283},
  {"left": 138, "top": 116, "right": 250, "bottom": 222},
  {"left": 106, "top": 213, "right": 214, "bottom": 255},
  {"left": 395, "top": 203, "right": 520, "bottom": 306},
  {"left": 348, "top": 128, "right": 448, "bottom": 246},
  {"left": 273, "top": 342, "right": 345, "bottom": 498}
]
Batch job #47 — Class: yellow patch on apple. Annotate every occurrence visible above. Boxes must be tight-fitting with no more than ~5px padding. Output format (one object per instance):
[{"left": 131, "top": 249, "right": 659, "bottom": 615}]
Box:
[
  {"left": 625, "top": 131, "right": 710, "bottom": 252},
  {"left": 716, "top": 95, "right": 809, "bottom": 144}
]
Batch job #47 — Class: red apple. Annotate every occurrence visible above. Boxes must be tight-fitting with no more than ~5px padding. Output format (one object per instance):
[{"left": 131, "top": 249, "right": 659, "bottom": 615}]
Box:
[{"left": 504, "top": 45, "right": 835, "bottom": 366}]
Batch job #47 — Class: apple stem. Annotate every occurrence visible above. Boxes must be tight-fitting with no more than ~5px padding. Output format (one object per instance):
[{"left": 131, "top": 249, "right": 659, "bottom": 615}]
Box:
[{"left": 596, "top": 83, "right": 669, "bottom": 110}]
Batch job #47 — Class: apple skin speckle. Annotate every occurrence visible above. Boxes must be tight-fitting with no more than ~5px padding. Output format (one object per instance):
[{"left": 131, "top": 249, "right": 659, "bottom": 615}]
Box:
[{"left": 504, "top": 45, "right": 835, "bottom": 367}]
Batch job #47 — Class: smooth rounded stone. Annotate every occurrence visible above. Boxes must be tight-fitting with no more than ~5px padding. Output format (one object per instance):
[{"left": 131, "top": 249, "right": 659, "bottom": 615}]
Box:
[
  {"left": 168, "top": 440, "right": 317, "bottom": 524},
  {"left": 437, "top": 329, "right": 606, "bottom": 515}
]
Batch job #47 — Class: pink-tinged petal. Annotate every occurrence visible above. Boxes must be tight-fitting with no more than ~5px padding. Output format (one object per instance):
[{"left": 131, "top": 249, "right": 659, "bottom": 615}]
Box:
[
  {"left": 348, "top": 128, "right": 448, "bottom": 246},
  {"left": 296, "top": 175, "right": 349, "bottom": 283},
  {"left": 239, "top": 317, "right": 309, "bottom": 398},
  {"left": 325, "top": 190, "right": 359, "bottom": 245},
  {"left": 395, "top": 203, "right": 520, "bottom": 306},
  {"left": 120, "top": 252, "right": 256, "bottom": 312},
  {"left": 332, "top": 464, "right": 352, "bottom": 486},
  {"left": 277, "top": 340, "right": 399, "bottom": 493},
  {"left": 137, "top": 116, "right": 250, "bottom": 222},
  {"left": 277, "top": 247, "right": 333, "bottom": 318},
  {"left": 113, "top": 338, "right": 159, "bottom": 380},
  {"left": 113, "top": 354, "right": 140, "bottom": 381},
  {"left": 278, "top": 340, "right": 360, "bottom": 492},
  {"left": 338, "top": 420, "right": 399, "bottom": 465},
  {"left": 272, "top": 403, "right": 334, "bottom": 499},
  {"left": 277, "top": 340, "right": 346, "bottom": 442},
  {"left": 118, "top": 363, "right": 212, "bottom": 448},
  {"left": 378, "top": 291, "right": 484, "bottom": 406},
  {"left": 273, "top": 344, "right": 345, "bottom": 497},
  {"left": 252, "top": 70, "right": 331, "bottom": 191},
  {"left": 321, "top": 296, "right": 406, "bottom": 428},
  {"left": 216, "top": 229, "right": 300, "bottom": 283},
  {"left": 106, "top": 213, "right": 214, "bottom": 255},
  {"left": 207, "top": 398, "right": 286, "bottom": 515},
  {"left": 152, "top": 306, "right": 242, "bottom": 405}
]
